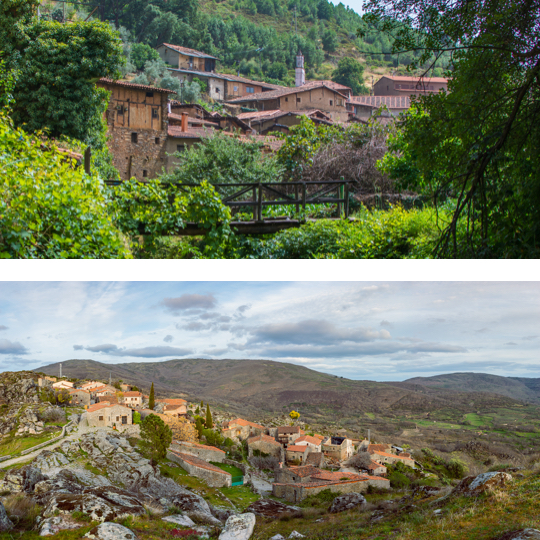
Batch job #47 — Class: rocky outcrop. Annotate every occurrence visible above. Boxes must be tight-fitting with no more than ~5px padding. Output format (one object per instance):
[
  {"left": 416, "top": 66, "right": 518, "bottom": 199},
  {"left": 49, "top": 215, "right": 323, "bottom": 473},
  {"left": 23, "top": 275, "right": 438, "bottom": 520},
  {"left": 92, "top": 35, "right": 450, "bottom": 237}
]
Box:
[
  {"left": 162, "top": 515, "right": 196, "bottom": 527},
  {"left": 246, "top": 499, "right": 300, "bottom": 518},
  {"left": 39, "top": 516, "right": 82, "bottom": 536},
  {"left": 0, "top": 465, "right": 46, "bottom": 494},
  {"left": 170, "top": 492, "right": 222, "bottom": 526},
  {"left": 84, "top": 522, "right": 138, "bottom": 540},
  {"left": 218, "top": 513, "right": 256, "bottom": 540},
  {"left": 0, "top": 502, "right": 14, "bottom": 532},
  {"left": 33, "top": 451, "right": 71, "bottom": 471},
  {"left": 329, "top": 493, "right": 367, "bottom": 513},
  {"left": 453, "top": 472, "right": 513, "bottom": 495},
  {"left": 288, "top": 532, "right": 305, "bottom": 539},
  {"left": 494, "top": 530, "right": 540, "bottom": 540},
  {"left": 0, "top": 372, "right": 41, "bottom": 405}
]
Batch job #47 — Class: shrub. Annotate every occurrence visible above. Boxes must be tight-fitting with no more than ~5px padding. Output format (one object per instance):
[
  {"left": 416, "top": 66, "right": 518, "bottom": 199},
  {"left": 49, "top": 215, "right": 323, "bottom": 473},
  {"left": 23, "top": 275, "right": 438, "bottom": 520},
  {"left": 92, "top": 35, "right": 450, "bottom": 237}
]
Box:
[
  {"left": 71, "top": 510, "right": 92, "bottom": 522},
  {"left": 389, "top": 470, "right": 410, "bottom": 489},
  {"left": 3, "top": 494, "right": 41, "bottom": 529},
  {"left": 39, "top": 407, "right": 65, "bottom": 423}
]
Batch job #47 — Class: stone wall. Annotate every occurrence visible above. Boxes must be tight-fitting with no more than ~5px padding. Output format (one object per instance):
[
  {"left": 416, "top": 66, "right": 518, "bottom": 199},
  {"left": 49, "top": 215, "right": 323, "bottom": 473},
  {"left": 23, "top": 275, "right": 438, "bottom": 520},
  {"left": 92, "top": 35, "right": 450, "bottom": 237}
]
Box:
[
  {"left": 170, "top": 441, "right": 225, "bottom": 463},
  {"left": 167, "top": 450, "right": 232, "bottom": 488},
  {"left": 273, "top": 479, "right": 370, "bottom": 503},
  {"left": 247, "top": 438, "right": 283, "bottom": 459}
]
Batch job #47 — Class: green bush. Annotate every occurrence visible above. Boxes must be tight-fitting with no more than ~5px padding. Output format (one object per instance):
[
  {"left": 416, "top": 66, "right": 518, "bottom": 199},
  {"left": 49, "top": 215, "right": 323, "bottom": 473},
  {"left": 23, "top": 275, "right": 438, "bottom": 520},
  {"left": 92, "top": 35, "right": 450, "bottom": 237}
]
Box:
[{"left": 389, "top": 470, "right": 410, "bottom": 489}]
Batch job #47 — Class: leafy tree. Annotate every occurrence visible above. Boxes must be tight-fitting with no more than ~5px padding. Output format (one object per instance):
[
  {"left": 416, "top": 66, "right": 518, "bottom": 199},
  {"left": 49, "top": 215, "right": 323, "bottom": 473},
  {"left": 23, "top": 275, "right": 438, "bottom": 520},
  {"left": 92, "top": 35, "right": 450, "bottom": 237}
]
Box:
[
  {"left": 133, "top": 411, "right": 142, "bottom": 424},
  {"left": 206, "top": 404, "right": 213, "bottom": 429},
  {"left": 267, "top": 61, "right": 288, "bottom": 80},
  {"left": 289, "top": 410, "right": 300, "bottom": 420},
  {"left": 317, "top": 0, "right": 333, "bottom": 20},
  {"left": 131, "top": 42, "right": 160, "bottom": 69},
  {"left": 149, "top": 383, "right": 155, "bottom": 410},
  {"left": 55, "top": 388, "right": 71, "bottom": 406},
  {"left": 169, "top": 416, "right": 198, "bottom": 442},
  {"left": 363, "top": 0, "right": 540, "bottom": 257},
  {"left": 332, "top": 57, "right": 368, "bottom": 95},
  {"left": 195, "top": 406, "right": 200, "bottom": 414},
  {"left": 195, "top": 416, "right": 204, "bottom": 438},
  {"left": 321, "top": 28, "right": 337, "bottom": 52},
  {"left": 140, "top": 413, "right": 172, "bottom": 465},
  {"left": 202, "top": 428, "right": 224, "bottom": 447}
]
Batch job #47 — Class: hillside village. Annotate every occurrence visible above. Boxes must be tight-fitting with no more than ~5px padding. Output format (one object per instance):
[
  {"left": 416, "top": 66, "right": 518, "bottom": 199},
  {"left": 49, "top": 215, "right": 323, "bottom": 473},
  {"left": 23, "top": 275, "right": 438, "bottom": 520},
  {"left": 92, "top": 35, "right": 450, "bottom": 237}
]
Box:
[{"left": 1, "top": 370, "right": 539, "bottom": 540}]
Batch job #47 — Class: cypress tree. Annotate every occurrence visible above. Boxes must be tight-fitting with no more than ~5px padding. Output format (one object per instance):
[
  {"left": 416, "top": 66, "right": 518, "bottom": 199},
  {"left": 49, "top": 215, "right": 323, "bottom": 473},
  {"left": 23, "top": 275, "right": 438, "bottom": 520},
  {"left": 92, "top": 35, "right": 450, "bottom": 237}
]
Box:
[
  {"left": 195, "top": 417, "right": 204, "bottom": 439},
  {"left": 206, "top": 403, "right": 213, "bottom": 429},
  {"left": 149, "top": 383, "right": 155, "bottom": 410},
  {"left": 200, "top": 400, "right": 204, "bottom": 408}
]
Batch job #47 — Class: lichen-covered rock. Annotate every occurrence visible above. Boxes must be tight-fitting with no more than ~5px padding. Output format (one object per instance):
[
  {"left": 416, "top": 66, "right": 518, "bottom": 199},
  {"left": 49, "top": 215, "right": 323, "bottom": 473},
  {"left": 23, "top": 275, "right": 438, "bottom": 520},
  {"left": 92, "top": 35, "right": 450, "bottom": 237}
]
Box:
[
  {"left": 288, "top": 532, "right": 305, "bottom": 539},
  {"left": 0, "top": 502, "right": 14, "bottom": 532},
  {"left": 329, "top": 493, "right": 367, "bottom": 513},
  {"left": 246, "top": 499, "right": 300, "bottom": 518},
  {"left": 218, "top": 513, "right": 256, "bottom": 540},
  {"left": 0, "top": 465, "right": 46, "bottom": 493},
  {"left": 269, "top": 535, "right": 285, "bottom": 540},
  {"left": 494, "top": 529, "right": 540, "bottom": 540},
  {"left": 453, "top": 472, "right": 512, "bottom": 495},
  {"left": 84, "top": 522, "right": 138, "bottom": 540},
  {"left": 170, "top": 492, "right": 222, "bottom": 526},
  {"left": 33, "top": 451, "right": 71, "bottom": 471},
  {"left": 39, "top": 516, "right": 82, "bottom": 536},
  {"left": 162, "top": 515, "right": 196, "bottom": 527}
]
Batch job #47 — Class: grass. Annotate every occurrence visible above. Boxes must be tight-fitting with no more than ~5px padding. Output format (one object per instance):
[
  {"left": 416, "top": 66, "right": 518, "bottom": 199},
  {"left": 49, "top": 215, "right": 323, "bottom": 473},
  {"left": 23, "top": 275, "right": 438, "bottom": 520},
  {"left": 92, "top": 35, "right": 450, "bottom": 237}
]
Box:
[
  {"left": 220, "top": 485, "right": 259, "bottom": 511},
  {"left": 209, "top": 462, "right": 243, "bottom": 477},
  {"left": 464, "top": 414, "right": 493, "bottom": 427},
  {"left": 0, "top": 430, "right": 61, "bottom": 457}
]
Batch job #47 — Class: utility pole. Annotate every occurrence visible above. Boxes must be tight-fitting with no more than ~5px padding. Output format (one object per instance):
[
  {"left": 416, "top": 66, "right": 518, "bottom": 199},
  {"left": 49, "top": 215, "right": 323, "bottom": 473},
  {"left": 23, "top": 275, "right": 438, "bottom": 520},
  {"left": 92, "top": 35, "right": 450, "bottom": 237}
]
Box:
[{"left": 59, "top": 363, "right": 62, "bottom": 378}]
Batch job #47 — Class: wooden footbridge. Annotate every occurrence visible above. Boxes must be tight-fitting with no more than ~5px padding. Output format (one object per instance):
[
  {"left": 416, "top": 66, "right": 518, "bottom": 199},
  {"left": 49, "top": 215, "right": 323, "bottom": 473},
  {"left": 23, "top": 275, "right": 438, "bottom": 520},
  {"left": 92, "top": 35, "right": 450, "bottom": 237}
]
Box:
[{"left": 107, "top": 179, "right": 351, "bottom": 235}]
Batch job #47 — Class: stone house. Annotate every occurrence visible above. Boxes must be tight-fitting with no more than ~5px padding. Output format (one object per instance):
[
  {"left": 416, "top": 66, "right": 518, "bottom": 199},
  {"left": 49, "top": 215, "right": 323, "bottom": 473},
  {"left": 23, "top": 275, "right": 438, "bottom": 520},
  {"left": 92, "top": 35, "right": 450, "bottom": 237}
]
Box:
[
  {"left": 170, "top": 440, "right": 226, "bottom": 462},
  {"left": 93, "top": 385, "right": 117, "bottom": 399},
  {"left": 286, "top": 444, "right": 310, "bottom": 464},
  {"left": 322, "top": 436, "right": 354, "bottom": 461},
  {"left": 157, "top": 43, "right": 218, "bottom": 73},
  {"left": 156, "top": 398, "right": 188, "bottom": 416},
  {"left": 68, "top": 389, "right": 90, "bottom": 407},
  {"left": 122, "top": 391, "right": 143, "bottom": 408},
  {"left": 86, "top": 402, "right": 133, "bottom": 428},
  {"left": 221, "top": 418, "right": 265, "bottom": 441},
  {"left": 346, "top": 96, "right": 411, "bottom": 119},
  {"left": 373, "top": 75, "right": 448, "bottom": 97},
  {"left": 97, "top": 395, "right": 118, "bottom": 405},
  {"left": 80, "top": 381, "right": 104, "bottom": 391},
  {"left": 277, "top": 426, "right": 301, "bottom": 447},
  {"left": 367, "top": 461, "right": 387, "bottom": 476},
  {"left": 52, "top": 380, "right": 74, "bottom": 389},
  {"left": 305, "top": 452, "right": 325, "bottom": 468},
  {"left": 294, "top": 435, "right": 323, "bottom": 451},
  {"left": 247, "top": 434, "right": 283, "bottom": 459},
  {"left": 225, "top": 82, "right": 350, "bottom": 122},
  {"left": 97, "top": 78, "right": 174, "bottom": 181},
  {"left": 236, "top": 109, "right": 332, "bottom": 135},
  {"left": 167, "top": 449, "right": 231, "bottom": 487},
  {"left": 120, "top": 384, "right": 132, "bottom": 392},
  {"left": 371, "top": 450, "right": 415, "bottom": 468}
]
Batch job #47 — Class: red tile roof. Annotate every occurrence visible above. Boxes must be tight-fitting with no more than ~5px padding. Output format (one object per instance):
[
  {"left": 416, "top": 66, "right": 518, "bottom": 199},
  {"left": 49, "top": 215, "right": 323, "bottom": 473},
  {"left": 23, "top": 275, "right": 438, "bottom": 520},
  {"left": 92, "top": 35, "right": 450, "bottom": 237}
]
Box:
[
  {"left": 69, "top": 389, "right": 89, "bottom": 394},
  {"left": 288, "top": 466, "right": 322, "bottom": 477},
  {"left": 311, "top": 470, "right": 364, "bottom": 482},
  {"left": 286, "top": 445, "right": 308, "bottom": 453},
  {"left": 160, "top": 43, "right": 218, "bottom": 60},
  {"left": 302, "top": 80, "right": 352, "bottom": 92},
  {"left": 367, "top": 444, "right": 390, "bottom": 453},
  {"left": 156, "top": 398, "right": 188, "bottom": 405},
  {"left": 237, "top": 109, "right": 332, "bottom": 122},
  {"left": 98, "top": 78, "right": 176, "bottom": 94},
  {"left": 226, "top": 81, "right": 349, "bottom": 103},
  {"left": 247, "top": 434, "right": 280, "bottom": 446},
  {"left": 223, "top": 418, "right": 265, "bottom": 429},
  {"left": 278, "top": 426, "right": 300, "bottom": 435},
  {"left": 373, "top": 450, "right": 413, "bottom": 461},
  {"left": 368, "top": 461, "right": 387, "bottom": 470},
  {"left": 168, "top": 450, "right": 231, "bottom": 474},
  {"left": 168, "top": 126, "right": 211, "bottom": 139},
  {"left": 381, "top": 75, "right": 448, "bottom": 83},
  {"left": 173, "top": 441, "right": 225, "bottom": 453},
  {"left": 87, "top": 402, "right": 113, "bottom": 413},
  {"left": 168, "top": 113, "right": 219, "bottom": 127},
  {"left": 296, "top": 435, "right": 323, "bottom": 446},
  {"left": 123, "top": 391, "right": 142, "bottom": 397},
  {"left": 347, "top": 95, "right": 411, "bottom": 109}
]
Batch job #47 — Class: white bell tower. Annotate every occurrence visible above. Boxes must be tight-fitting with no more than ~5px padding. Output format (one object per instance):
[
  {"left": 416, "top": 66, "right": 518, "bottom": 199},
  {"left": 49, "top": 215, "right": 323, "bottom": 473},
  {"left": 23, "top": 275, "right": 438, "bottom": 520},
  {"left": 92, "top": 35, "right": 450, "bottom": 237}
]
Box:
[{"left": 295, "top": 50, "right": 305, "bottom": 87}]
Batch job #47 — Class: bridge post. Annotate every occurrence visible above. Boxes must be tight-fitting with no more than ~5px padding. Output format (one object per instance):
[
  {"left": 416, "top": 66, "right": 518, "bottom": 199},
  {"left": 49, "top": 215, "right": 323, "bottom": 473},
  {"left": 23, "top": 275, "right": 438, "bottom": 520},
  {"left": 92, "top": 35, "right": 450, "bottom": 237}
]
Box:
[
  {"left": 344, "top": 182, "right": 349, "bottom": 217},
  {"left": 257, "top": 182, "right": 263, "bottom": 221},
  {"left": 302, "top": 182, "right": 306, "bottom": 212},
  {"left": 252, "top": 185, "right": 257, "bottom": 222},
  {"left": 338, "top": 184, "right": 343, "bottom": 217}
]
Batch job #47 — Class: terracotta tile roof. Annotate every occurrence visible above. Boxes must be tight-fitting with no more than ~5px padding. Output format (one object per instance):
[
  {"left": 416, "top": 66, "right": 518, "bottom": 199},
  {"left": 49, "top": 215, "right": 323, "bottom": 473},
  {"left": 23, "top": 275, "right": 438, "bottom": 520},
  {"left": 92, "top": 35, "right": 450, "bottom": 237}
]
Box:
[
  {"left": 156, "top": 398, "right": 188, "bottom": 405},
  {"left": 219, "top": 73, "right": 285, "bottom": 90},
  {"left": 302, "top": 80, "right": 352, "bottom": 92},
  {"left": 367, "top": 444, "right": 390, "bottom": 453},
  {"left": 160, "top": 43, "right": 218, "bottom": 60},
  {"left": 168, "top": 113, "right": 219, "bottom": 127},
  {"left": 226, "top": 81, "right": 349, "bottom": 103},
  {"left": 277, "top": 426, "right": 300, "bottom": 435},
  {"left": 123, "top": 391, "right": 142, "bottom": 397},
  {"left": 368, "top": 461, "right": 387, "bottom": 470},
  {"left": 247, "top": 434, "right": 280, "bottom": 446},
  {"left": 381, "top": 75, "right": 448, "bottom": 83},
  {"left": 286, "top": 445, "right": 308, "bottom": 453},
  {"left": 296, "top": 435, "right": 322, "bottom": 446},
  {"left": 373, "top": 450, "right": 413, "bottom": 461},
  {"left": 87, "top": 402, "right": 113, "bottom": 413},
  {"left": 69, "top": 389, "right": 89, "bottom": 394},
  {"left": 311, "top": 471, "right": 364, "bottom": 481},
  {"left": 173, "top": 441, "right": 225, "bottom": 453},
  {"left": 237, "top": 109, "right": 331, "bottom": 122},
  {"left": 223, "top": 418, "right": 265, "bottom": 429},
  {"left": 168, "top": 126, "right": 211, "bottom": 139},
  {"left": 287, "top": 466, "right": 323, "bottom": 477},
  {"left": 168, "top": 450, "right": 231, "bottom": 475},
  {"left": 98, "top": 78, "right": 175, "bottom": 94},
  {"left": 347, "top": 95, "right": 411, "bottom": 109}
]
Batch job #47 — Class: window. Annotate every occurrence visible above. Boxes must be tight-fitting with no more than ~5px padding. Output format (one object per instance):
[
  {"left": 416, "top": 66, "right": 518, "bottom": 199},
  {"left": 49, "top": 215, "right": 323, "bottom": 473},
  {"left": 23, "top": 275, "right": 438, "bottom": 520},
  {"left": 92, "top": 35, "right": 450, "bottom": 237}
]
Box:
[
  {"left": 246, "top": 87, "right": 254, "bottom": 93},
  {"left": 285, "top": 97, "right": 288, "bottom": 102},
  {"left": 155, "top": 137, "right": 160, "bottom": 145},
  {"left": 176, "top": 145, "right": 185, "bottom": 152},
  {"left": 99, "top": 416, "right": 103, "bottom": 421},
  {"left": 116, "top": 416, "right": 120, "bottom": 422},
  {"left": 329, "top": 100, "right": 333, "bottom": 106},
  {"left": 131, "top": 133, "right": 138, "bottom": 143},
  {"left": 143, "top": 170, "right": 148, "bottom": 178},
  {"left": 146, "top": 92, "right": 154, "bottom": 98},
  {"left": 117, "top": 104, "right": 125, "bottom": 115},
  {"left": 216, "top": 87, "right": 220, "bottom": 93},
  {"left": 152, "top": 108, "right": 159, "bottom": 119},
  {"left": 233, "top": 85, "right": 238, "bottom": 92},
  {"left": 297, "top": 97, "right": 301, "bottom": 103}
]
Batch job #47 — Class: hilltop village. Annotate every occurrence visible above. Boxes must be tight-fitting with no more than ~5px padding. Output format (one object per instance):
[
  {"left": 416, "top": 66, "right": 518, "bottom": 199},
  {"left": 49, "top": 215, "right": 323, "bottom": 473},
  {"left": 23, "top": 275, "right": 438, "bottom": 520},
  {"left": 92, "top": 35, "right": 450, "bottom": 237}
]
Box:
[{"left": 0, "top": 370, "right": 534, "bottom": 540}]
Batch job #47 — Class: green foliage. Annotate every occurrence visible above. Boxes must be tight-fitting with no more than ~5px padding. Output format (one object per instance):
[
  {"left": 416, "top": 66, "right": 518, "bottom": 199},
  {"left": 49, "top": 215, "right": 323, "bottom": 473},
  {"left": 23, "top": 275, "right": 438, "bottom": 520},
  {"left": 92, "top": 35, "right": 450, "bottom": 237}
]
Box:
[
  {"left": 0, "top": 114, "right": 131, "bottom": 259},
  {"left": 133, "top": 411, "right": 142, "bottom": 425},
  {"left": 332, "top": 57, "right": 368, "bottom": 95},
  {"left": 365, "top": 0, "right": 540, "bottom": 257},
  {"left": 149, "top": 383, "right": 155, "bottom": 410},
  {"left": 206, "top": 404, "right": 213, "bottom": 429},
  {"left": 389, "top": 469, "right": 410, "bottom": 489},
  {"left": 321, "top": 28, "right": 337, "bottom": 52},
  {"left": 195, "top": 417, "right": 204, "bottom": 438},
  {"left": 202, "top": 428, "right": 224, "bottom": 447},
  {"left": 131, "top": 42, "right": 160, "bottom": 69},
  {"left": 139, "top": 413, "right": 173, "bottom": 465}
]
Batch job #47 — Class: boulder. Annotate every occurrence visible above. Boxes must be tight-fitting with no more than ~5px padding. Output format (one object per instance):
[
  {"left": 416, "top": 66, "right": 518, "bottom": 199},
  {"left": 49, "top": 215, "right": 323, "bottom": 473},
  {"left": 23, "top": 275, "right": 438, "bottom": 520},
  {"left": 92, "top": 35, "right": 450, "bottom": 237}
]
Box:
[
  {"left": 329, "top": 493, "right": 367, "bottom": 513},
  {"left": 84, "top": 522, "right": 138, "bottom": 540},
  {"left": 85, "top": 486, "right": 146, "bottom": 515},
  {"left": 170, "top": 492, "right": 222, "bottom": 526},
  {"left": 0, "top": 465, "right": 46, "bottom": 493},
  {"left": 162, "top": 515, "right": 196, "bottom": 527},
  {"left": 246, "top": 499, "right": 301, "bottom": 518},
  {"left": 453, "top": 472, "right": 512, "bottom": 495},
  {"left": 494, "top": 530, "right": 540, "bottom": 540},
  {"left": 218, "top": 513, "right": 256, "bottom": 540},
  {"left": 0, "top": 502, "right": 13, "bottom": 532},
  {"left": 269, "top": 536, "right": 286, "bottom": 540},
  {"left": 39, "top": 516, "right": 82, "bottom": 536},
  {"left": 33, "top": 451, "right": 71, "bottom": 471},
  {"left": 288, "top": 532, "right": 305, "bottom": 539}
]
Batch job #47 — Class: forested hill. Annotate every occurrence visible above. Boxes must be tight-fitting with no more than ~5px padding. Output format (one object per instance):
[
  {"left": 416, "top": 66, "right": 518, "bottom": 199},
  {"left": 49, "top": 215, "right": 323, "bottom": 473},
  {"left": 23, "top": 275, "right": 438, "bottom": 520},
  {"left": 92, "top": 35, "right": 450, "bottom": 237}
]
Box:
[{"left": 86, "top": 0, "right": 427, "bottom": 87}]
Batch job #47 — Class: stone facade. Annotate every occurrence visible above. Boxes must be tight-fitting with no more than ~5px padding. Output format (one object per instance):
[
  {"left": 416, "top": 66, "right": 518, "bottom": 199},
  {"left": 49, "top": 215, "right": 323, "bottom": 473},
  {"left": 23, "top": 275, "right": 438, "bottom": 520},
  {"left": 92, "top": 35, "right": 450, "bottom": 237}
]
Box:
[
  {"left": 222, "top": 419, "right": 265, "bottom": 442},
  {"left": 170, "top": 441, "right": 226, "bottom": 462},
  {"left": 272, "top": 479, "right": 367, "bottom": 503},
  {"left": 247, "top": 434, "right": 283, "bottom": 459},
  {"left": 69, "top": 389, "right": 90, "bottom": 407},
  {"left": 121, "top": 392, "right": 143, "bottom": 408},
  {"left": 373, "top": 75, "right": 448, "bottom": 97},
  {"left": 371, "top": 450, "right": 415, "bottom": 468},
  {"left": 286, "top": 445, "right": 310, "bottom": 464},
  {"left": 86, "top": 403, "right": 133, "bottom": 428},
  {"left": 97, "top": 79, "right": 172, "bottom": 181},
  {"left": 167, "top": 450, "right": 231, "bottom": 487},
  {"left": 277, "top": 426, "right": 301, "bottom": 447},
  {"left": 322, "top": 437, "right": 354, "bottom": 461}
]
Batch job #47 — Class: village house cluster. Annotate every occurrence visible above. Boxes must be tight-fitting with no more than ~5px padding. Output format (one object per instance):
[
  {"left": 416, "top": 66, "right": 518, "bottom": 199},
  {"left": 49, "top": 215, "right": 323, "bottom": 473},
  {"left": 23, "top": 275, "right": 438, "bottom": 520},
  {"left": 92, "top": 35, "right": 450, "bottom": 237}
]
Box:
[
  {"left": 40, "top": 375, "right": 416, "bottom": 503},
  {"left": 96, "top": 43, "right": 448, "bottom": 181}
]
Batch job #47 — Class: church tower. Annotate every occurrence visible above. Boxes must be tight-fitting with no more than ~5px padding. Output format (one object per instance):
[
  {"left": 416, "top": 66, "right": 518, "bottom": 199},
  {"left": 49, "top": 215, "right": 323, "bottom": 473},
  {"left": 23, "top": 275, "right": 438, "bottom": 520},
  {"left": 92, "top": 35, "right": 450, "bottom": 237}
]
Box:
[{"left": 295, "top": 50, "right": 305, "bottom": 87}]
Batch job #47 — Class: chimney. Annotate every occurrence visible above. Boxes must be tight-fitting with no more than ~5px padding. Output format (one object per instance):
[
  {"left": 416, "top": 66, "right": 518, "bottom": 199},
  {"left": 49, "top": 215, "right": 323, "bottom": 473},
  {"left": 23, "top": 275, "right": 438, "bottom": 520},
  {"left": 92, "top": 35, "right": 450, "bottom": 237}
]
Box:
[
  {"left": 295, "top": 50, "right": 305, "bottom": 88},
  {"left": 181, "top": 112, "right": 188, "bottom": 132}
]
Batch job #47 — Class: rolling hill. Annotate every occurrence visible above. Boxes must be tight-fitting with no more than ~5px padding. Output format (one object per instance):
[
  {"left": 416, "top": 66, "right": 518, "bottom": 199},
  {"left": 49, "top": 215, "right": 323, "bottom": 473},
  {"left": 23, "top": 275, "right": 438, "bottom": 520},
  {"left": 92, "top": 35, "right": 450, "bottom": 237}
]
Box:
[{"left": 34, "top": 359, "right": 528, "bottom": 417}]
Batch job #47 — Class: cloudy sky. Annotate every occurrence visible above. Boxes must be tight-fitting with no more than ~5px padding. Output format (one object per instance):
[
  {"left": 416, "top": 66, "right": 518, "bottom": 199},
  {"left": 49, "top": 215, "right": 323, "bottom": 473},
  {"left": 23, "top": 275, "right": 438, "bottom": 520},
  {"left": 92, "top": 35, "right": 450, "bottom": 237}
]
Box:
[{"left": 0, "top": 281, "right": 538, "bottom": 381}]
